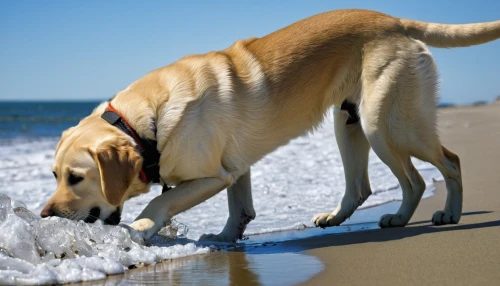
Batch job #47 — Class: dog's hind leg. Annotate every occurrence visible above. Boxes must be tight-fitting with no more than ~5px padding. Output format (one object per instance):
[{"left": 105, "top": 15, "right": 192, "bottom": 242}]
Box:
[
  {"left": 199, "top": 170, "right": 256, "bottom": 242},
  {"left": 414, "top": 145, "right": 463, "bottom": 225},
  {"left": 364, "top": 132, "right": 426, "bottom": 227},
  {"left": 358, "top": 38, "right": 436, "bottom": 227},
  {"left": 313, "top": 103, "right": 372, "bottom": 228},
  {"left": 431, "top": 146, "right": 462, "bottom": 225},
  {"left": 363, "top": 38, "right": 462, "bottom": 227}
]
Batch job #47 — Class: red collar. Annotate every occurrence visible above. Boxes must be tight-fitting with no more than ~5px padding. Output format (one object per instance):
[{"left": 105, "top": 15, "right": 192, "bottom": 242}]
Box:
[{"left": 101, "top": 103, "right": 161, "bottom": 184}]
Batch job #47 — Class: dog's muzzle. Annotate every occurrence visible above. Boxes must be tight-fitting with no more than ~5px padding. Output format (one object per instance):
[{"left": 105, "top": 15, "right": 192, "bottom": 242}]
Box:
[
  {"left": 103, "top": 207, "right": 121, "bottom": 225},
  {"left": 84, "top": 207, "right": 101, "bottom": 223},
  {"left": 83, "top": 207, "right": 121, "bottom": 225}
]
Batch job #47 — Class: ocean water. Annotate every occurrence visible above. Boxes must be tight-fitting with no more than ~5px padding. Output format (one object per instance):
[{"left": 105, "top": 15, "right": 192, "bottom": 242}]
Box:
[
  {"left": 0, "top": 101, "right": 444, "bottom": 284},
  {"left": 0, "top": 101, "right": 99, "bottom": 139}
]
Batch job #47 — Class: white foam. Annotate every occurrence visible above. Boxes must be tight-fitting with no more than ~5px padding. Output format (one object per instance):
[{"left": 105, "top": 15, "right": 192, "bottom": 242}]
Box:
[
  {"left": 245, "top": 222, "right": 309, "bottom": 236},
  {"left": 0, "top": 194, "right": 210, "bottom": 284}
]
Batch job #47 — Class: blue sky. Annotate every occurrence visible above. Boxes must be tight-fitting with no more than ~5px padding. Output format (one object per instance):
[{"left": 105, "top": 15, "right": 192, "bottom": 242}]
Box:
[{"left": 1, "top": 0, "right": 499, "bottom": 104}]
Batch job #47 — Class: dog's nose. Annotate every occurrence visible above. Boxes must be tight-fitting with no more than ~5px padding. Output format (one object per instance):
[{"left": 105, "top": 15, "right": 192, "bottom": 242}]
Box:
[{"left": 40, "top": 204, "right": 54, "bottom": 218}]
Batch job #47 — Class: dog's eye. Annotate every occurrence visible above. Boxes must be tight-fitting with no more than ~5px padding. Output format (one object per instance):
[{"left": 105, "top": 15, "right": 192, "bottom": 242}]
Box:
[
  {"left": 68, "top": 173, "right": 83, "bottom": 185},
  {"left": 52, "top": 171, "right": 57, "bottom": 179}
]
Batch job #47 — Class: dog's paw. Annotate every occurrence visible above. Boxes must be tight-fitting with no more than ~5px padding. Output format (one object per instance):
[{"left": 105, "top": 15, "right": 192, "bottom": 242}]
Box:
[
  {"left": 125, "top": 218, "right": 160, "bottom": 243},
  {"left": 432, "top": 211, "right": 459, "bottom": 225},
  {"left": 378, "top": 214, "right": 407, "bottom": 228},
  {"left": 199, "top": 233, "right": 238, "bottom": 243},
  {"left": 312, "top": 213, "right": 344, "bottom": 228},
  {"left": 119, "top": 223, "right": 146, "bottom": 245}
]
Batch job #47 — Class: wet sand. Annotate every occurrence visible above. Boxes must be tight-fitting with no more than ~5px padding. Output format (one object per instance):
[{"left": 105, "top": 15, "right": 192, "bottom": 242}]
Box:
[
  {"left": 80, "top": 248, "right": 323, "bottom": 285},
  {"left": 78, "top": 102, "right": 500, "bottom": 285}
]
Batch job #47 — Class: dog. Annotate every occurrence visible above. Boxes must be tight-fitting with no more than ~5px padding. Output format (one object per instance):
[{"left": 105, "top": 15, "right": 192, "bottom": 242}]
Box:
[{"left": 40, "top": 9, "right": 500, "bottom": 242}]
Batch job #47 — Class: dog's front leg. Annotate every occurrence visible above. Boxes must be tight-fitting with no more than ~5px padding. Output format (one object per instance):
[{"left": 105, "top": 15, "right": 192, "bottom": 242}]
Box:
[
  {"left": 313, "top": 104, "right": 372, "bottom": 228},
  {"left": 128, "top": 170, "right": 233, "bottom": 242},
  {"left": 200, "top": 170, "right": 255, "bottom": 243}
]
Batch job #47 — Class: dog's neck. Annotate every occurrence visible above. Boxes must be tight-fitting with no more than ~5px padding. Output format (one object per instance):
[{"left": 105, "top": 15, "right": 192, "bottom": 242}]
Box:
[
  {"left": 101, "top": 102, "right": 161, "bottom": 185},
  {"left": 106, "top": 90, "right": 163, "bottom": 142}
]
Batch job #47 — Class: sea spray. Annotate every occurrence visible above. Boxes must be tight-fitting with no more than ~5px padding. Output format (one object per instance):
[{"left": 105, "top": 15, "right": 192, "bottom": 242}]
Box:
[{"left": 0, "top": 194, "right": 209, "bottom": 285}]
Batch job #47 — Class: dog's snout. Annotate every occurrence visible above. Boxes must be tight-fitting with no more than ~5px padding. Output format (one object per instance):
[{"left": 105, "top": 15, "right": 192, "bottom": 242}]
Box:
[
  {"left": 40, "top": 204, "right": 54, "bottom": 218},
  {"left": 84, "top": 207, "right": 101, "bottom": 223}
]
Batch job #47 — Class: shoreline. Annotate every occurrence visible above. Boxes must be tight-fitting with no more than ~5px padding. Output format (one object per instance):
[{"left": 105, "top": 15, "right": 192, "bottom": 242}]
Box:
[
  {"left": 70, "top": 185, "right": 431, "bottom": 285},
  {"left": 72, "top": 189, "right": 437, "bottom": 285}
]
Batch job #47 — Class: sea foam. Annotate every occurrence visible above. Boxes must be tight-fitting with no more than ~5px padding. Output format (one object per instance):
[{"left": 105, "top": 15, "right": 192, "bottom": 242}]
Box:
[{"left": 0, "top": 194, "right": 209, "bottom": 285}]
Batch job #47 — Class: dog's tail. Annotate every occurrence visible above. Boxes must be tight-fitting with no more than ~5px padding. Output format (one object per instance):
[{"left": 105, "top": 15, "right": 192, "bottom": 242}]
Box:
[{"left": 400, "top": 18, "right": 500, "bottom": 48}]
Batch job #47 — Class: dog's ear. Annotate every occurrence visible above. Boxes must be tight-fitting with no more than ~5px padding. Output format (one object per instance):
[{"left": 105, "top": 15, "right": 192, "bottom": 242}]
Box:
[{"left": 91, "top": 138, "right": 142, "bottom": 206}]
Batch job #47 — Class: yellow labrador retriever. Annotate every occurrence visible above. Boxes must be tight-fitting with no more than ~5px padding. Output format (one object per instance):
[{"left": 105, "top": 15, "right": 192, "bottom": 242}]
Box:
[{"left": 41, "top": 9, "right": 500, "bottom": 242}]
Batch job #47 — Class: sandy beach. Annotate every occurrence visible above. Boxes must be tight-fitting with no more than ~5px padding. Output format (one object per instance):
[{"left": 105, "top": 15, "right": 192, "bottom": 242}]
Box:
[
  {"left": 72, "top": 102, "right": 500, "bottom": 286},
  {"left": 300, "top": 102, "right": 500, "bottom": 285}
]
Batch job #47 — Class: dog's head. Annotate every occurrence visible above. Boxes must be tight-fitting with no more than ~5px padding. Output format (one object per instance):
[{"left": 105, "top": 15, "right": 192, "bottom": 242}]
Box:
[{"left": 40, "top": 111, "right": 148, "bottom": 225}]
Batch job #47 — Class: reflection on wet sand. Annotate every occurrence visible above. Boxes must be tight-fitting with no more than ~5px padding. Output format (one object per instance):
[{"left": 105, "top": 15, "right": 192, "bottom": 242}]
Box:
[
  {"left": 74, "top": 201, "right": 401, "bottom": 286},
  {"left": 79, "top": 246, "right": 322, "bottom": 286}
]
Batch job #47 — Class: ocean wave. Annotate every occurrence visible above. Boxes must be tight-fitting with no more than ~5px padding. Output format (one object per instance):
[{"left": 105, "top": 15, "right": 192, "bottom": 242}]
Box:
[
  {"left": 0, "top": 194, "right": 210, "bottom": 285},
  {"left": 0, "top": 115, "right": 83, "bottom": 123}
]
